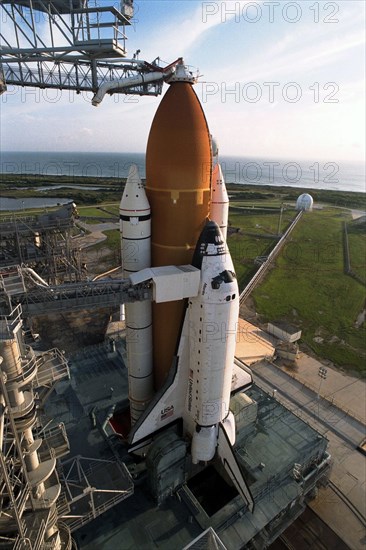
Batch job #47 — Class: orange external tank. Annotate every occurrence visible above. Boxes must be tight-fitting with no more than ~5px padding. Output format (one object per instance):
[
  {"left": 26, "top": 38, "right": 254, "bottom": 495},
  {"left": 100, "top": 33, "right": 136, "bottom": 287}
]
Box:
[{"left": 146, "top": 65, "right": 212, "bottom": 390}]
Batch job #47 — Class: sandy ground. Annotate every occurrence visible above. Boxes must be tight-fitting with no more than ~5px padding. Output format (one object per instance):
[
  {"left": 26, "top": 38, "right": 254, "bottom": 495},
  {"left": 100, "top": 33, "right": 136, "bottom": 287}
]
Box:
[
  {"left": 351, "top": 209, "right": 366, "bottom": 220},
  {"left": 235, "top": 318, "right": 276, "bottom": 363}
]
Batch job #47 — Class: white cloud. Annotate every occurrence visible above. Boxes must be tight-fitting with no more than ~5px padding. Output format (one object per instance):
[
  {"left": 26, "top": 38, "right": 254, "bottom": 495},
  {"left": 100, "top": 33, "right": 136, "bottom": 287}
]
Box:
[{"left": 135, "top": 1, "right": 260, "bottom": 62}]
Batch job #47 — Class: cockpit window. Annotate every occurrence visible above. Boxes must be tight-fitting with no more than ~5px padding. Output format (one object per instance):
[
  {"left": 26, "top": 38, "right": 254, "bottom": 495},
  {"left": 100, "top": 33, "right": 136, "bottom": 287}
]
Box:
[{"left": 211, "top": 270, "right": 236, "bottom": 289}]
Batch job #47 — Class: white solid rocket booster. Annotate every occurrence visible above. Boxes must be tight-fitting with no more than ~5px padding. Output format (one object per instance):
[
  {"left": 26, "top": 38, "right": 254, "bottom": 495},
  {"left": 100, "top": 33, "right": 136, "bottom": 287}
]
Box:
[
  {"left": 120, "top": 164, "right": 153, "bottom": 423},
  {"left": 210, "top": 163, "right": 229, "bottom": 241}
]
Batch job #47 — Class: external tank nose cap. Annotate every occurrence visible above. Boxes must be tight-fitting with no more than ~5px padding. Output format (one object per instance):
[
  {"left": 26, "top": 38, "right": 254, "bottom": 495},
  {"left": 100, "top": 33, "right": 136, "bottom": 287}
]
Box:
[
  {"left": 168, "top": 61, "right": 196, "bottom": 84},
  {"left": 192, "top": 221, "right": 226, "bottom": 268}
]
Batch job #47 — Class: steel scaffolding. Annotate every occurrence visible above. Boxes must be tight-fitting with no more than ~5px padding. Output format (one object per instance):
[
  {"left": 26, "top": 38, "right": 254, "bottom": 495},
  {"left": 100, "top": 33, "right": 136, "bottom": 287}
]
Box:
[
  {"left": 0, "top": 203, "right": 83, "bottom": 285},
  {"left": 0, "top": 0, "right": 166, "bottom": 98},
  {"left": 0, "top": 304, "right": 72, "bottom": 550}
]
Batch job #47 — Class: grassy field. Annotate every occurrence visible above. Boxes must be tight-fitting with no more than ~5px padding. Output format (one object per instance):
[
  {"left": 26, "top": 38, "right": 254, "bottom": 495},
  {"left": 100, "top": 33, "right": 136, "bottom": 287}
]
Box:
[
  {"left": 92, "top": 228, "right": 121, "bottom": 252},
  {"left": 0, "top": 203, "right": 119, "bottom": 222},
  {"left": 0, "top": 174, "right": 123, "bottom": 206},
  {"left": 102, "top": 205, "right": 120, "bottom": 216},
  {"left": 229, "top": 207, "right": 293, "bottom": 235},
  {"left": 228, "top": 207, "right": 295, "bottom": 288},
  {"left": 250, "top": 208, "right": 366, "bottom": 375},
  {"left": 0, "top": 173, "right": 122, "bottom": 188},
  {"left": 78, "top": 206, "right": 109, "bottom": 218},
  {"left": 226, "top": 183, "right": 366, "bottom": 209},
  {"left": 347, "top": 219, "right": 366, "bottom": 285},
  {"left": 77, "top": 205, "right": 119, "bottom": 218}
]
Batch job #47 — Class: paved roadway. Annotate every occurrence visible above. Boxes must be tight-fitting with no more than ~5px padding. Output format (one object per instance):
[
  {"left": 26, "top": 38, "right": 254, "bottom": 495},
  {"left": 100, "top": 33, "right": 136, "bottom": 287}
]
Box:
[{"left": 75, "top": 220, "right": 119, "bottom": 248}]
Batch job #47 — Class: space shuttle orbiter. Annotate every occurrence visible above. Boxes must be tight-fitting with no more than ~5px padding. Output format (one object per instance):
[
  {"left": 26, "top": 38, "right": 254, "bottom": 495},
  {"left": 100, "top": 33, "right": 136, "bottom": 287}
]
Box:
[{"left": 128, "top": 221, "right": 254, "bottom": 512}]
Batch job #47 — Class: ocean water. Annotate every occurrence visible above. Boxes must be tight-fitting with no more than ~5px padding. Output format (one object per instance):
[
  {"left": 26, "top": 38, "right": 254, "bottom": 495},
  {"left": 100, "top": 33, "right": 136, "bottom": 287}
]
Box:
[{"left": 1, "top": 151, "right": 365, "bottom": 194}]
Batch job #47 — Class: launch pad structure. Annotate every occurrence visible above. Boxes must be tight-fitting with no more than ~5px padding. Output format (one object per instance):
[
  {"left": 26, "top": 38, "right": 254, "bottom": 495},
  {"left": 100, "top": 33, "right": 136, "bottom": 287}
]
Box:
[
  {"left": 42, "top": 338, "right": 332, "bottom": 550},
  {"left": 0, "top": 0, "right": 179, "bottom": 100},
  {"left": 0, "top": 209, "right": 334, "bottom": 549},
  {"left": 0, "top": 203, "right": 84, "bottom": 286},
  {"left": 0, "top": 298, "right": 138, "bottom": 549},
  {"left": 0, "top": 198, "right": 335, "bottom": 549},
  {"left": 0, "top": 3, "right": 336, "bottom": 547}
]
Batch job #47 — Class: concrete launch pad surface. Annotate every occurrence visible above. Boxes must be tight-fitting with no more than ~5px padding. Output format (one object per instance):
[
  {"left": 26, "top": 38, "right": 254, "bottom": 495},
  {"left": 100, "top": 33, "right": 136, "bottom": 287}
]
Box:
[
  {"left": 235, "top": 318, "right": 276, "bottom": 364},
  {"left": 42, "top": 340, "right": 331, "bottom": 549},
  {"left": 75, "top": 220, "right": 120, "bottom": 249},
  {"left": 287, "top": 353, "right": 366, "bottom": 423}
]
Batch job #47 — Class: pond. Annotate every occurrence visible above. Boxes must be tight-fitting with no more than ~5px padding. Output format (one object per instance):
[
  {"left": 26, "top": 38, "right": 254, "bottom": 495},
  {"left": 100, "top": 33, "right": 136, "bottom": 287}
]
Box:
[{"left": 0, "top": 197, "right": 73, "bottom": 211}]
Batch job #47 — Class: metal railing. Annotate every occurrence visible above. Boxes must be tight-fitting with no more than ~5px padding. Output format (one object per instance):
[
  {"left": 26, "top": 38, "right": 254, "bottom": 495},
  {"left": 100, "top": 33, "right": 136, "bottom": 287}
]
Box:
[
  {"left": 0, "top": 303, "right": 23, "bottom": 338},
  {"left": 59, "top": 456, "right": 134, "bottom": 532},
  {"left": 183, "top": 527, "right": 228, "bottom": 550},
  {"left": 35, "top": 349, "right": 70, "bottom": 387},
  {"left": 57, "top": 521, "right": 73, "bottom": 550},
  {"left": 5, "top": 351, "right": 38, "bottom": 389},
  {"left": 0, "top": 0, "right": 166, "bottom": 97},
  {"left": 5, "top": 277, "right": 152, "bottom": 316}
]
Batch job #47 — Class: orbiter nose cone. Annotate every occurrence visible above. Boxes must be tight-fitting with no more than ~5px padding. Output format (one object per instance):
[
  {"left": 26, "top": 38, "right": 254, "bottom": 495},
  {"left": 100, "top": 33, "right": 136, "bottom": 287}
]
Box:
[
  {"left": 192, "top": 221, "right": 225, "bottom": 268},
  {"left": 202, "top": 221, "right": 224, "bottom": 244}
]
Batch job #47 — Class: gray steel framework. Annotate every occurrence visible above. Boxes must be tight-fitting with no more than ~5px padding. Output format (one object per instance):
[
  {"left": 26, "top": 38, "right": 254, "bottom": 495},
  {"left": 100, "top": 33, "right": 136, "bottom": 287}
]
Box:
[
  {"left": 0, "top": 272, "right": 152, "bottom": 316},
  {"left": 0, "top": 305, "right": 72, "bottom": 549},
  {"left": 0, "top": 204, "right": 83, "bottom": 284},
  {"left": 58, "top": 455, "right": 134, "bottom": 532},
  {"left": 0, "top": 0, "right": 166, "bottom": 97}
]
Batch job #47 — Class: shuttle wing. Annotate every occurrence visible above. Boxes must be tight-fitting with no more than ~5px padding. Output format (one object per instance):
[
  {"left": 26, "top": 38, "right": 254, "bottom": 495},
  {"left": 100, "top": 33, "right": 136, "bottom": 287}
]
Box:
[{"left": 129, "top": 312, "right": 190, "bottom": 451}]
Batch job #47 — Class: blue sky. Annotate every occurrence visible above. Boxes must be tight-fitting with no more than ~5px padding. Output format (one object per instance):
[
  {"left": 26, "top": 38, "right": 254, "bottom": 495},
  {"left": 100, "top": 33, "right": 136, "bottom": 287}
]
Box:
[{"left": 1, "top": 0, "right": 365, "bottom": 162}]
